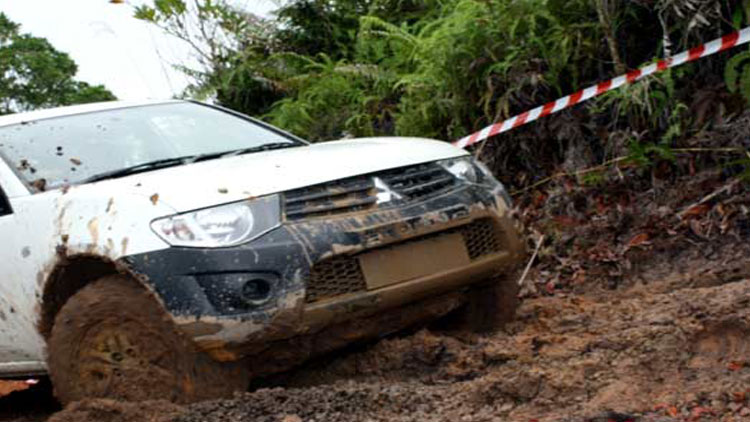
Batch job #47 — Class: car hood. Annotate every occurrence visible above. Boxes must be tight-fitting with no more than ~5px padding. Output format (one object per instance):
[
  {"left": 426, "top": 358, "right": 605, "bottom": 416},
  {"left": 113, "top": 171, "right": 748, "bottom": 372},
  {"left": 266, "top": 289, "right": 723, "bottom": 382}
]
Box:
[{"left": 75, "top": 137, "right": 467, "bottom": 213}]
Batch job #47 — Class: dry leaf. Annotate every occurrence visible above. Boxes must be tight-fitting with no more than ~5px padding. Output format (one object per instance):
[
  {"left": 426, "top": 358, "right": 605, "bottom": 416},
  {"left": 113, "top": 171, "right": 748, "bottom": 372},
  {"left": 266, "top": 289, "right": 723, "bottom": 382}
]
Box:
[
  {"left": 681, "top": 204, "right": 711, "bottom": 220},
  {"left": 150, "top": 193, "right": 159, "bottom": 205},
  {"left": 690, "top": 406, "right": 713, "bottom": 418},
  {"left": 627, "top": 233, "right": 650, "bottom": 248},
  {"left": 728, "top": 361, "right": 743, "bottom": 371}
]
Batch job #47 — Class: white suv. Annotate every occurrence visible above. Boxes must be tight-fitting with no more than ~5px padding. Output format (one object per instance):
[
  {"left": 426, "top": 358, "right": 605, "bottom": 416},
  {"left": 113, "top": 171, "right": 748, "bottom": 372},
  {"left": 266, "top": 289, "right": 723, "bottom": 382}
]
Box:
[{"left": 0, "top": 100, "right": 522, "bottom": 403}]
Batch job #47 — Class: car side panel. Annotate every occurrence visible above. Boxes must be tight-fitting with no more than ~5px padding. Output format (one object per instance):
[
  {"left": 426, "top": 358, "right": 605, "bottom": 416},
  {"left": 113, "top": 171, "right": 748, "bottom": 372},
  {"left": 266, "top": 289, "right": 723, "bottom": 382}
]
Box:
[
  {"left": 0, "top": 183, "right": 176, "bottom": 376},
  {"left": 0, "top": 199, "right": 48, "bottom": 374}
]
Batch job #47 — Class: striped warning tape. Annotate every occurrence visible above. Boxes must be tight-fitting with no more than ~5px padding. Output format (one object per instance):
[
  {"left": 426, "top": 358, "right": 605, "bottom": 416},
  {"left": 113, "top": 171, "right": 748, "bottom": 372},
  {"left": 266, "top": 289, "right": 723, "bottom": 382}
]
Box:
[{"left": 454, "top": 26, "right": 750, "bottom": 149}]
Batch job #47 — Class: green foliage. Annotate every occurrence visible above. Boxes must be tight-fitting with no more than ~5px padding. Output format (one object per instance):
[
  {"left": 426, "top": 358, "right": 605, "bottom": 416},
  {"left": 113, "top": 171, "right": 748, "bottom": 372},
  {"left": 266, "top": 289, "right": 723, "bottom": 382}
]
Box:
[
  {"left": 725, "top": 48, "right": 750, "bottom": 103},
  {"left": 0, "top": 13, "right": 115, "bottom": 114},
  {"left": 579, "top": 169, "right": 606, "bottom": 186},
  {"left": 266, "top": 54, "right": 398, "bottom": 140},
  {"left": 264, "top": 0, "right": 602, "bottom": 140},
  {"left": 139, "top": 0, "right": 750, "bottom": 187},
  {"left": 627, "top": 139, "right": 675, "bottom": 168}
]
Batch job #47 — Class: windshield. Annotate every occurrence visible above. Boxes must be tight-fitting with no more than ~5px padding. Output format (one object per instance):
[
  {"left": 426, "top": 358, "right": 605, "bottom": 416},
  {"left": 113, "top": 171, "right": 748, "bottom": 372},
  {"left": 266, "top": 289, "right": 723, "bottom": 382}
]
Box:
[{"left": 0, "top": 102, "right": 303, "bottom": 190}]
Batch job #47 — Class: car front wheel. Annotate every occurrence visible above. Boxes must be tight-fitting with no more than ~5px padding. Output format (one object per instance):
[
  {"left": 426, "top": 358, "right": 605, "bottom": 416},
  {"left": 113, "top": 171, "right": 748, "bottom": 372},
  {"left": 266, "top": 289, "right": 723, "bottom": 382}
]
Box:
[{"left": 47, "top": 275, "right": 247, "bottom": 404}]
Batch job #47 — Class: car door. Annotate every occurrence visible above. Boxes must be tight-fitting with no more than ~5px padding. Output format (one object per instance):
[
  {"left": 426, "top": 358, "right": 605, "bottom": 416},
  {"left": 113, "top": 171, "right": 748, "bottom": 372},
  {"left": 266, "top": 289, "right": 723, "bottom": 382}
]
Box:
[{"left": 0, "top": 170, "right": 46, "bottom": 375}]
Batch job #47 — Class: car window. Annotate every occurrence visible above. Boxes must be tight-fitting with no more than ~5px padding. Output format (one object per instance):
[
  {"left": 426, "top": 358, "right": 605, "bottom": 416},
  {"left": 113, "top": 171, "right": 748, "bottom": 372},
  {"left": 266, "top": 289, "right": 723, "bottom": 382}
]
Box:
[
  {"left": 0, "top": 185, "right": 11, "bottom": 216},
  {"left": 0, "top": 102, "right": 302, "bottom": 191}
]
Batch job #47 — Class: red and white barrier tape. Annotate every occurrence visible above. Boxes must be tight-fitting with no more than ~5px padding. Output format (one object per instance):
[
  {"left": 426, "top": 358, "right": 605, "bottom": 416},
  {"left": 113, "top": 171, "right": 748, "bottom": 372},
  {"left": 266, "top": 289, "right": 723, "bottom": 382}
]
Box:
[{"left": 454, "top": 26, "right": 750, "bottom": 149}]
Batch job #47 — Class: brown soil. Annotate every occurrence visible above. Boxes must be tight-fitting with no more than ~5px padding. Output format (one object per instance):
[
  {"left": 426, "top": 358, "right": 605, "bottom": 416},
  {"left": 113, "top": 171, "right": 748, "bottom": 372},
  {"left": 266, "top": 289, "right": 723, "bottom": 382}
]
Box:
[
  {"left": 3, "top": 164, "right": 750, "bottom": 422},
  {"left": 0, "top": 380, "right": 30, "bottom": 396},
  {"left": 47, "top": 399, "right": 184, "bottom": 422},
  {"left": 172, "top": 242, "right": 750, "bottom": 422}
]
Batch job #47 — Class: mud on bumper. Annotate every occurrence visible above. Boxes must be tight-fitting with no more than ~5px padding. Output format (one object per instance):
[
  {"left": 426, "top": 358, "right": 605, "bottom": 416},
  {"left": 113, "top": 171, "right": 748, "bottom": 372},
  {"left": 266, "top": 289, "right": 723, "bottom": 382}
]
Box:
[{"left": 123, "top": 185, "right": 522, "bottom": 361}]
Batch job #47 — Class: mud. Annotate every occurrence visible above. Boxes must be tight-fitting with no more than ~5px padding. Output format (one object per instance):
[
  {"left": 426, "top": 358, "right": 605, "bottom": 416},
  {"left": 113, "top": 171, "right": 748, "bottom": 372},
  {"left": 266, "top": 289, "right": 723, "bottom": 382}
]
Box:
[
  {"left": 22, "top": 239, "right": 747, "bottom": 422},
  {"left": 47, "top": 400, "right": 183, "bottom": 422},
  {"left": 3, "top": 168, "right": 750, "bottom": 421}
]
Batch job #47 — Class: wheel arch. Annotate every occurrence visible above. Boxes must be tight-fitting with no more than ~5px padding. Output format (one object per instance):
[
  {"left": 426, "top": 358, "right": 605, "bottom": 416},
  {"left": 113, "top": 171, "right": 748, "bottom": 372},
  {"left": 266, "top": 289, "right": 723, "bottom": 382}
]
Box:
[{"left": 39, "top": 254, "right": 150, "bottom": 339}]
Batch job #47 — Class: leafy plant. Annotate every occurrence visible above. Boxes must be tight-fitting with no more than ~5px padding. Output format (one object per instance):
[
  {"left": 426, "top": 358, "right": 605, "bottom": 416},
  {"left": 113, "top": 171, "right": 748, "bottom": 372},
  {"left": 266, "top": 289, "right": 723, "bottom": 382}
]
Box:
[
  {"left": 627, "top": 138, "right": 676, "bottom": 168},
  {"left": 725, "top": 47, "right": 750, "bottom": 103},
  {"left": 137, "top": 0, "right": 750, "bottom": 190}
]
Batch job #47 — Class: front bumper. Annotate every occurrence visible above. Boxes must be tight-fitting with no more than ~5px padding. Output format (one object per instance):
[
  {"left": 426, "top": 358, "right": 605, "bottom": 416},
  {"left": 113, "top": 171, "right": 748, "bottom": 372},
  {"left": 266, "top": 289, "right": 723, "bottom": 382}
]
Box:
[{"left": 123, "top": 184, "right": 522, "bottom": 361}]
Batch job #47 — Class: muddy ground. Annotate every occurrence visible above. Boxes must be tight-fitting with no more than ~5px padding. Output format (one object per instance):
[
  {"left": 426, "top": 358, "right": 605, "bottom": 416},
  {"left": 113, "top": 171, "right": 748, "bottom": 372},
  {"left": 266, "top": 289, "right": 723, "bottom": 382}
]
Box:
[{"left": 2, "top": 162, "right": 749, "bottom": 422}]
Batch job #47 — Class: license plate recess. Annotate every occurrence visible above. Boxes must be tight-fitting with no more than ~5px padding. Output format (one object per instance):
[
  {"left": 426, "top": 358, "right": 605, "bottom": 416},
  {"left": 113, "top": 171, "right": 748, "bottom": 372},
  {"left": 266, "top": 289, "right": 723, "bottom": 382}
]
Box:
[{"left": 358, "top": 233, "right": 470, "bottom": 290}]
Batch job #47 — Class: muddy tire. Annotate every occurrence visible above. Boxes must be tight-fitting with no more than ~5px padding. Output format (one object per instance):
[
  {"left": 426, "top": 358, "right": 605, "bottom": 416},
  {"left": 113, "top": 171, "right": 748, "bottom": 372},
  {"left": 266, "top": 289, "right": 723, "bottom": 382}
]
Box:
[
  {"left": 461, "top": 273, "right": 519, "bottom": 333},
  {"left": 47, "top": 275, "right": 248, "bottom": 405}
]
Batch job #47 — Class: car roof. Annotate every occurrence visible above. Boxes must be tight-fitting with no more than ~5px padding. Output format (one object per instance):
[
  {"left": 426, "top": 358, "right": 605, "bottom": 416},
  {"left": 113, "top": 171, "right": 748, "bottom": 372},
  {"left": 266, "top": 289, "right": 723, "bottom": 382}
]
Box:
[{"left": 0, "top": 99, "right": 183, "bottom": 128}]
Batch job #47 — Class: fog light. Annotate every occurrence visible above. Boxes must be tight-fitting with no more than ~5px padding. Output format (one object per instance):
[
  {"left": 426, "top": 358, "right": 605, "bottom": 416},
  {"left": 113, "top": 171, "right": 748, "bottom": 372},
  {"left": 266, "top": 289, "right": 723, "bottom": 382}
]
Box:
[{"left": 241, "top": 279, "right": 272, "bottom": 305}]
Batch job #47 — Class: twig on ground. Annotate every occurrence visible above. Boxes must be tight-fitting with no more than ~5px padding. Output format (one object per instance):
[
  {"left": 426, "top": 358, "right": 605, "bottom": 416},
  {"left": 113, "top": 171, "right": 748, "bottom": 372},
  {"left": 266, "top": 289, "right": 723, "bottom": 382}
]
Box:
[
  {"left": 517, "top": 234, "right": 545, "bottom": 287},
  {"left": 678, "top": 178, "right": 741, "bottom": 219}
]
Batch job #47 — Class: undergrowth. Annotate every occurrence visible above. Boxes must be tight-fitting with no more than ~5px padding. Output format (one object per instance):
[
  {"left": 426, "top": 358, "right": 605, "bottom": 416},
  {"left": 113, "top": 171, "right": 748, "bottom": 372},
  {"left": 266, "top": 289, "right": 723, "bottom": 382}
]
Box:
[{"left": 137, "top": 0, "right": 750, "bottom": 188}]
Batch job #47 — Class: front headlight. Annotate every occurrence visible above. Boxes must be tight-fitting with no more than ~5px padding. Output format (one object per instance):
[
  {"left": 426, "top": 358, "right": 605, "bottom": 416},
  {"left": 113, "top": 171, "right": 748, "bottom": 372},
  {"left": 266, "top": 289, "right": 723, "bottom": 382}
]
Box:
[
  {"left": 439, "top": 157, "right": 512, "bottom": 207},
  {"left": 151, "top": 195, "right": 281, "bottom": 248}
]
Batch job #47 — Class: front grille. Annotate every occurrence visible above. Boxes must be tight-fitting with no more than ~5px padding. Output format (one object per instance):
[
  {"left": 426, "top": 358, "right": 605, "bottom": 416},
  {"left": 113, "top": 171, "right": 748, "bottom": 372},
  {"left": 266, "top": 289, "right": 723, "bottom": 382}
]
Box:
[
  {"left": 306, "top": 255, "right": 368, "bottom": 303},
  {"left": 378, "top": 163, "right": 457, "bottom": 202},
  {"left": 284, "top": 176, "right": 377, "bottom": 220},
  {"left": 305, "top": 219, "right": 502, "bottom": 303},
  {"left": 284, "top": 162, "right": 458, "bottom": 221}
]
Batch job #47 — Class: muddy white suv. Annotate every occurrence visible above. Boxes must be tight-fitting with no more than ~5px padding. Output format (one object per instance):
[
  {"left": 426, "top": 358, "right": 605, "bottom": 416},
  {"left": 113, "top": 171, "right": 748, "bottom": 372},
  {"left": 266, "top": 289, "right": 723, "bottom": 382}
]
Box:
[{"left": 0, "top": 100, "right": 522, "bottom": 403}]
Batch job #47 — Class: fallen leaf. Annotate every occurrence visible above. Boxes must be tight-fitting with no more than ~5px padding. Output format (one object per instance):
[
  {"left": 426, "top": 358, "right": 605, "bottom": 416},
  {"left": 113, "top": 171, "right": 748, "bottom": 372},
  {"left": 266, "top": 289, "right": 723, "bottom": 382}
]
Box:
[
  {"left": 70, "top": 158, "right": 82, "bottom": 166},
  {"left": 732, "top": 391, "right": 746, "bottom": 402},
  {"left": 150, "top": 194, "right": 159, "bottom": 205},
  {"left": 728, "top": 361, "right": 743, "bottom": 371},
  {"left": 681, "top": 204, "right": 711, "bottom": 220},
  {"left": 627, "top": 233, "right": 650, "bottom": 248},
  {"left": 668, "top": 406, "right": 679, "bottom": 417},
  {"left": 690, "top": 406, "right": 713, "bottom": 418}
]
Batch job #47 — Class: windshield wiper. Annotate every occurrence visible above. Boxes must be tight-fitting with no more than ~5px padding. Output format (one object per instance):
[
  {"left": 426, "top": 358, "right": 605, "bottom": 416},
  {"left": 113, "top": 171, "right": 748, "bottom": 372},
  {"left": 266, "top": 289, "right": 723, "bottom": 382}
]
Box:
[
  {"left": 82, "top": 155, "right": 197, "bottom": 183},
  {"left": 82, "top": 143, "right": 301, "bottom": 184},
  {"left": 191, "top": 142, "right": 300, "bottom": 163}
]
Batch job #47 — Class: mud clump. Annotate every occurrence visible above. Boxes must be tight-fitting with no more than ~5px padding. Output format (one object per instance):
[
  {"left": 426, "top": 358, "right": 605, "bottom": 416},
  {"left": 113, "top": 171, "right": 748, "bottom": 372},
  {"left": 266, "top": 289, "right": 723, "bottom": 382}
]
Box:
[{"left": 48, "top": 400, "right": 185, "bottom": 422}]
